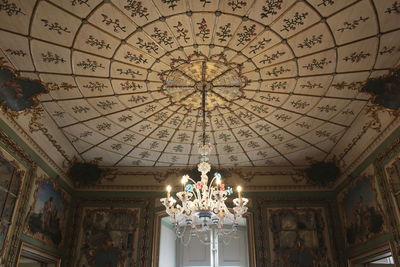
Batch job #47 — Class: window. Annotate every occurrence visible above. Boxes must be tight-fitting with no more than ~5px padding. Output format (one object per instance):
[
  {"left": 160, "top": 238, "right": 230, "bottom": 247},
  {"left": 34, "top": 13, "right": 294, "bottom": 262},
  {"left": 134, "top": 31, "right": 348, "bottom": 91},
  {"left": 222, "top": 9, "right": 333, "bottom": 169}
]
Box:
[
  {"left": 365, "top": 255, "right": 395, "bottom": 266},
  {"left": 17, "top": 243, "right": 60, "bottom": 267},
  {"left": 349, "top": 244, "right": 395, "bottom": 267},
  {"left": 159, "top": 217, "right": 249, "bottom": 267}
]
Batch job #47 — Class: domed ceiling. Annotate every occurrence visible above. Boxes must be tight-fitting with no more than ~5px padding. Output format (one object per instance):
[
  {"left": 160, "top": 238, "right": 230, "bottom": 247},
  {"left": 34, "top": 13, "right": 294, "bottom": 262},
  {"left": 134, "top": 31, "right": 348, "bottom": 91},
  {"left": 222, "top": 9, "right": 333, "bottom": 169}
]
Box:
[{"left": 0, "top": 0, "right": 399, "bottom": 170}]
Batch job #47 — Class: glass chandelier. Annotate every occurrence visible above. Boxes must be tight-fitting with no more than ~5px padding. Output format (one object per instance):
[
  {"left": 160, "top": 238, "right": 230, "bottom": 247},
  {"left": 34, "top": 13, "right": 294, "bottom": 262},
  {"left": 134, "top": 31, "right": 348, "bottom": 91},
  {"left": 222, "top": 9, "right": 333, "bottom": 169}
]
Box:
[{"left": 160, "top": 73, "right": 248, "bottom": 246}]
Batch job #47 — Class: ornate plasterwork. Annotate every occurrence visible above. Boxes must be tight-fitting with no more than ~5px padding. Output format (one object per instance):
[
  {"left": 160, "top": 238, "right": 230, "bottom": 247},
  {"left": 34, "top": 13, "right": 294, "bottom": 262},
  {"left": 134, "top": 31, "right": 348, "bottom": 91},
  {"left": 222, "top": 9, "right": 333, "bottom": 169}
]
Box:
[
  {"left": 159, "top": 52, "right": 247, "bottom": 111},
  {"left": 0, "top": 0, "right": 399, "bottom": 171}
]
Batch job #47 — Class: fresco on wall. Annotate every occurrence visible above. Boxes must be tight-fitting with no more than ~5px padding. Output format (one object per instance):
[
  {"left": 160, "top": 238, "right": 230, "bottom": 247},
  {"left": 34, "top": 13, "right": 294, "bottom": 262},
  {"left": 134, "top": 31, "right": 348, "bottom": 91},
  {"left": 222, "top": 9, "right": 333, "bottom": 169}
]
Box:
[
  {"left": 386, "top": 157, "right": 400, "bottom": 211},
  {"left": 0, "top": 67, "right": 46, "bottom": 112},
  {"left": 269, "top": 208, "right": 332, "bottom": 267},
  {"left": 339, "top": 176, "right": 385, "bottom": 246},
  {"left": 26, "top": 176, "right": 69, "bottom": 247},
  {"left": 0, "top": 152, "right": 23, "bottom": 254},
  {"left": 76, "top": 208, "right": 140, "bottom": 267}
]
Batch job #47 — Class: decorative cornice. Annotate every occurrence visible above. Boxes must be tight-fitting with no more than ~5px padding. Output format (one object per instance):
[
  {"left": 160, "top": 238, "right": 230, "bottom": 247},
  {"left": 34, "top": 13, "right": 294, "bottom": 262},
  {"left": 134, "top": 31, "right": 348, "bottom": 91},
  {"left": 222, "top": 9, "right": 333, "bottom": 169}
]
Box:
[{"left": 0, "top": 114, "right": 71, "bottom": 186}]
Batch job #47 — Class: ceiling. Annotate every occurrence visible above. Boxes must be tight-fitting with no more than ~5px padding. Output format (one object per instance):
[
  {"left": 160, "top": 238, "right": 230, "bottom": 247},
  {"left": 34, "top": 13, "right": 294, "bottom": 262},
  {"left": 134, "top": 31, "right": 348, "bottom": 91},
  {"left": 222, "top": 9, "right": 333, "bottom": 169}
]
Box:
[{"left": 0, "top": 0, "right": 399, "bottom": 169}]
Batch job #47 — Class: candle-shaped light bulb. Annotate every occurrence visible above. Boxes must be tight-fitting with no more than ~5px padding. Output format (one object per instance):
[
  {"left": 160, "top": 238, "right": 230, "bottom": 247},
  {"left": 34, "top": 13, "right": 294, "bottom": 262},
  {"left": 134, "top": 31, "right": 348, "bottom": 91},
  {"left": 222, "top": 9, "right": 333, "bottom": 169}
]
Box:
[
  {"left": 181, "top": 176, "right": 188, "bottom": 185},
  {"left": 215, "top": 172, "right": 222, "bottom": 186},
  {"left": 237, "top": 186, "right": 242, "bottom": 200},
  {"left": 181, "top": 176, "right": 188, "bottom": 191},
  {"left": 166, "top": 185, "right": 172, "bottom": 198}
]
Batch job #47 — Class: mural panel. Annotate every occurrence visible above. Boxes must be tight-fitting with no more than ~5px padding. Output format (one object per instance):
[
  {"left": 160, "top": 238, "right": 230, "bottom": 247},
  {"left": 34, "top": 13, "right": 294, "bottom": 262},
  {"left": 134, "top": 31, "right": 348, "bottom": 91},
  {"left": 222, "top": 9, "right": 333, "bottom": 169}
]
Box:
[
  {"left": 268, "top": 207, "right": 333, "bottom": 267},
  {"left": 385, "top": 156, "right": 400, "bottom": 219},
  {"left": 25, "top": 175, "right": 70, "bottom": 248},
  {"left": 0, "top": 66, "right": 46, "bottom": 112},
  {"left": 338, "top": 175, "right": 385, "bottom": 247},
  {"left": 75, "top": 207, "right": 140, "bottom": 267},
  {"left": 0, "top": 149, "right": 25, "bottom": 256}
]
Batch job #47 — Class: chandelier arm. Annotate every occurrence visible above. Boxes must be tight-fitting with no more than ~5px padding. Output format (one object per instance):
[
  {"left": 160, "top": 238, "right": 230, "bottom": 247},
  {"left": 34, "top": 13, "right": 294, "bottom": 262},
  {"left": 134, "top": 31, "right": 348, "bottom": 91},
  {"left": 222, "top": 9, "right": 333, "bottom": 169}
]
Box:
[
  {"left": 195, "top": 188, "right": 202, "bottom": 201},
  {"left": 187, "top": 177, "right": 197, "bottom": 184},
  {"left": 208, "top": 186, "right": 215, "bottom": 200},
  {"left": 209, "top": 176, "right": 216, "bottom": 187}
]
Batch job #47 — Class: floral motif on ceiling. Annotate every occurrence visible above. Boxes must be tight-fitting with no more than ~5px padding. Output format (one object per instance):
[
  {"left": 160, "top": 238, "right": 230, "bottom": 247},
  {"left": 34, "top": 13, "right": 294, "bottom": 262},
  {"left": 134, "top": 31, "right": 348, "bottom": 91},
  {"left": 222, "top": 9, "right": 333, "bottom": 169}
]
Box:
[{"left": 0, "top": 0, "right": 399, "bottom": 168}]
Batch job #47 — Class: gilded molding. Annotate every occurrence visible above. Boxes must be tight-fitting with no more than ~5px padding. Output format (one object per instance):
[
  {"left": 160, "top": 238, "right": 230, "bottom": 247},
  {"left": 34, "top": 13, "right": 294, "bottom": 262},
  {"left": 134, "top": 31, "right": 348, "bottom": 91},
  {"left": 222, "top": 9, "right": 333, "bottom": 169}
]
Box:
[{"left": 0, "top": 131, "right": 37, "bottom": 266}]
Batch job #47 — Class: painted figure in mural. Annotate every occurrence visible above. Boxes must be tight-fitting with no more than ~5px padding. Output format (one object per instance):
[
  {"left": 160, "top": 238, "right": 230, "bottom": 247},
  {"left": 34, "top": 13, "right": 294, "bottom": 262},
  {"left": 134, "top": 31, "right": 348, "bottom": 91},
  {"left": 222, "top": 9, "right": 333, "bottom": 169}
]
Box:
[
  {"left": 0, "top": 68, "right": 45, "bottom": 112},
  {"left": 270, "top": 209, "right": 331, "bottom": 267},
  {"left": 42, "top": 197, "right": 55, "bottom": 230},
  {"left": 27, "top": 178, "right": 67, "bottom": 247},
  {"left": 77, "top": 209, "right": 139, "bottom": 267},
  {"left": 343, "top": 177, "right": 384, "bottom": 246}
]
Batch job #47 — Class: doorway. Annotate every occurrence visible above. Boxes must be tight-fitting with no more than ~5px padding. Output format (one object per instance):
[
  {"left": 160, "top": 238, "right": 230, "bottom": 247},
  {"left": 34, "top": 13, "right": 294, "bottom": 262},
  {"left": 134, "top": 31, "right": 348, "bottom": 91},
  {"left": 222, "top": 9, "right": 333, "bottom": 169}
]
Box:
[{"left": 152, "top": 212, "right": 256, "bottom": 267}]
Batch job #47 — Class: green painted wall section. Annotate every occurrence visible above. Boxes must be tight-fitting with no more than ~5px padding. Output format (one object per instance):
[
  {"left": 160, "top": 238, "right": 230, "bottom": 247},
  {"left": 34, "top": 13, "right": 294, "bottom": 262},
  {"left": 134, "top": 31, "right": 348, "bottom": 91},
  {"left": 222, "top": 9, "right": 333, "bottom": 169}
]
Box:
[
  {"left": 345, "top": 233, "right": 393, "bottom": 256},
  {"left": 19, "top": 235, "right": 60, "bottom": 255},
  {"left": 336, "top": 125, "right": 400, "bottom": 194},
  {"left": 0, "top": 118, "right": 73, "bottom": 194}
]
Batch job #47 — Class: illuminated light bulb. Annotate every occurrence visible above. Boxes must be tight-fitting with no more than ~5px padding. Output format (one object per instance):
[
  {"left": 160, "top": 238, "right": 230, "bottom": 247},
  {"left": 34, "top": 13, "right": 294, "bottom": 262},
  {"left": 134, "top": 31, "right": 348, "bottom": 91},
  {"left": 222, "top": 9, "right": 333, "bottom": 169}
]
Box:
[
  {"left": 166, "top": 185, "right": 172, "bottom": 198},
  {"left": 237, "top": 186, "right": 242, "bottom": 200},
  {"left": 181, "top": 176, "right": 188, "bottom": 185}
]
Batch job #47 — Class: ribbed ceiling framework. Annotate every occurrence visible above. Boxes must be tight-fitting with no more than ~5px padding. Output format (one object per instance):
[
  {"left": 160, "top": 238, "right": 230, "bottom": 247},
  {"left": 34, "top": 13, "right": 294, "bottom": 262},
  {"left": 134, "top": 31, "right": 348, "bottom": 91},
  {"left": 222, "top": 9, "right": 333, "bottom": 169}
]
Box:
[{"left": 0, "top": 0, "right": 399, "bottom": 167}]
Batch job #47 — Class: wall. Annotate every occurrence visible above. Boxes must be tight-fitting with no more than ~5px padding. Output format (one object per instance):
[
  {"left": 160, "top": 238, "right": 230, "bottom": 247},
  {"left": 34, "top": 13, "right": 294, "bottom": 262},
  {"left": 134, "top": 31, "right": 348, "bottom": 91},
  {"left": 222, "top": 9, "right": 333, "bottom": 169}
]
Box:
[
  {"left": 0, "top": 122, "right": 74, "bottom": 266},
  {"left": 334, "top": 128, "right": 400, "bottom": 265},
  {"left": 1, "top": 114, "right": 400, "bottom": 266},
  {"left": 254, "top": 195, "right": 340, "bottom": 266}
]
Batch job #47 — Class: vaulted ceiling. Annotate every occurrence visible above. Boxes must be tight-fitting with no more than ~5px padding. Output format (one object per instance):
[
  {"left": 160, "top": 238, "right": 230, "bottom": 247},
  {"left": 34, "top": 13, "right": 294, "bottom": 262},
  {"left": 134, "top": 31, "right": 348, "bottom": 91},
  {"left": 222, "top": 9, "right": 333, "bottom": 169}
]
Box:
[{"left": 0, "top": 0, "right": 399, "bottom": 170}]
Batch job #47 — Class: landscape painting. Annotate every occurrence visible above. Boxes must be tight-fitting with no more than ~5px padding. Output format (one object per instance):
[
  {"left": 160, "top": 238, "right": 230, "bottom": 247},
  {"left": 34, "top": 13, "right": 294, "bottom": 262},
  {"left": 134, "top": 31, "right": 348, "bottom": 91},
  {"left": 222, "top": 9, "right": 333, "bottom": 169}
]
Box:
[
  {"left": 75, "top": 208, "right": 140, "bottom": 267},
  {"left": 0, "top": 67, "right": 46, "bottom": 112},
  {"left": 340, "top": 176, "right": 385, "bottom": 246},
  {"left": 26, "top": 176, "right": 69, "bottom": 247},
  {"left": 268, "top": 208, "right": 332, "bottom": 267}
]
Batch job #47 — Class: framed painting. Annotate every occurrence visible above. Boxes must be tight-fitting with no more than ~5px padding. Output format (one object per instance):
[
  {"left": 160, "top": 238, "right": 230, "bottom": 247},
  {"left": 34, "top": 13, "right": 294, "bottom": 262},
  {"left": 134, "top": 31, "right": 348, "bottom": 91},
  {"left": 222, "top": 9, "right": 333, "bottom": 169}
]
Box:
[
  {"left": 267, "top": 207, "right": 333, "bottom": 267},
  {"left": 0, "top": 148, "right": 26, "bottom": 258},
  {"left": 338, "top": 175, "right": 386, "bottom": 247},
  {"left": 74, "top": 207, "right": 141, "bottom": 267},
  {"left": 25, "top": 174, "right": 70, "bottom": 248},
  {"left": 384, "top": 156, "right": 400, "bottom": 221}
]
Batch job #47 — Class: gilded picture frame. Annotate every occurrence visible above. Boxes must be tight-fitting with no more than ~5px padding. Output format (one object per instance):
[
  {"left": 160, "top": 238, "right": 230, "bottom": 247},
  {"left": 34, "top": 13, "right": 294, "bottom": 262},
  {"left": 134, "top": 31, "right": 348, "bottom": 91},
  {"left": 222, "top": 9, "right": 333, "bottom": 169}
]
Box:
[
  {"left": 24, "top": 174, "right": 70, "bottom": 248},
  {"left": 73, "top": 206, "right": 142, "bottom": 267},
  {"left": 0, "top": 63, "right": 47, "bottom": 116},
  {"left": 338, "top": 174, "right": 386, "bottom": 248},
  {"left": 0, "top": 147, "right": 27, "bottom": 261},
  {"left": 266, "top": 207, "right": 334, "bottom": 267}
]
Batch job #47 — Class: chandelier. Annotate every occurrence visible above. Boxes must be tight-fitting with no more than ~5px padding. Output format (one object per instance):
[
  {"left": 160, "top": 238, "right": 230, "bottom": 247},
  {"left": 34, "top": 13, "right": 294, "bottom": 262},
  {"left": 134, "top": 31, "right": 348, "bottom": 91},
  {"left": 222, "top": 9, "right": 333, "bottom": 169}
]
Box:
[{"left": 160, "top": 61, "right": 248, "bottom": 245}]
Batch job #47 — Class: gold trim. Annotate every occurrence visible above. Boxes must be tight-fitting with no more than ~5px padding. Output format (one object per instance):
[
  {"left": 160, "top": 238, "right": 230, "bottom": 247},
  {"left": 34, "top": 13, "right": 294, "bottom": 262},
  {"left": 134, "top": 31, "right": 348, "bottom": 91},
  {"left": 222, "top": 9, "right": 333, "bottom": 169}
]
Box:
[
  {"left": 68, "top": 198, "right": 151, "bottom": 266},
  {"left": 0, "top": 63, "right": 48, "bottom": 117},
  {"left": 337, "top": 174, "right": 387, "bottom": 248},
  {"left": 0, "top": 134, "right": 36, "bottom": 265},
  {"left": 23, "top": 174, "right": 71, "bottom": 248}
]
